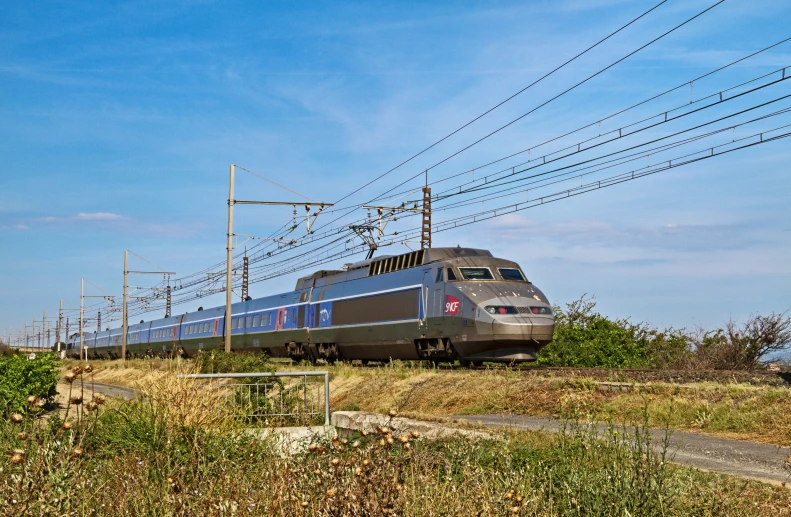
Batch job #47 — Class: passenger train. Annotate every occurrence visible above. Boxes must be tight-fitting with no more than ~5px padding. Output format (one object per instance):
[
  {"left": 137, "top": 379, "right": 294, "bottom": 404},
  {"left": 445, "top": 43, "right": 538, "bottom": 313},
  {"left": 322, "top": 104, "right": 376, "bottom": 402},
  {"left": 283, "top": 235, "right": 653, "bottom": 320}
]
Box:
[{"left": 65, "top": 247, "right": 554, "bottom": 364}]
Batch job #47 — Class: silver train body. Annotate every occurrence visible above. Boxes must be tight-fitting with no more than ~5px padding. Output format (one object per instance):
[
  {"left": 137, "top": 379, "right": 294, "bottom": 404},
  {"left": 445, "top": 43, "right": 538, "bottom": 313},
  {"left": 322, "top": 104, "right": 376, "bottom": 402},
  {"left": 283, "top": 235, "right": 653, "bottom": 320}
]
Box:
[{"left": 65, "top": 247, "right": 554, "bottom": 363}]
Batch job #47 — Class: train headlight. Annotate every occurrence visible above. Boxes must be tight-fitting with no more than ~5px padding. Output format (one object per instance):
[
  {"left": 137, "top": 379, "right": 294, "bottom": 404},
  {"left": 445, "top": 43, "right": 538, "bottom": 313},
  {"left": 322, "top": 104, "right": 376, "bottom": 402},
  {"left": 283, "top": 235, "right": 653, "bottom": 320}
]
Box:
[
  {"left": 529, "top": 306, "right": 552, "bottom": 315},
  {"left": 485, "top": 306, "right": 518, "bottom": 315}
]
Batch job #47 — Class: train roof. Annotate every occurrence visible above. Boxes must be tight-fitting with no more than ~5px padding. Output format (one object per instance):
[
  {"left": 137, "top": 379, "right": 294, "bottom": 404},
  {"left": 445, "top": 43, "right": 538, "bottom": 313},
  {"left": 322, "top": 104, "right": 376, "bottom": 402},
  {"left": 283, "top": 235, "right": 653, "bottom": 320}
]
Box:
[{"left": 294, "top": 247, "right": 493, "bottom": 289}]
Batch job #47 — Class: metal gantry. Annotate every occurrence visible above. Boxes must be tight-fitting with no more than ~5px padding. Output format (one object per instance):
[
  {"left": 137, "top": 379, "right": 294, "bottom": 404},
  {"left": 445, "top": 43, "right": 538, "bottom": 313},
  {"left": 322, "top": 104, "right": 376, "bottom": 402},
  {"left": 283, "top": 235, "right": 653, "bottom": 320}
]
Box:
[
  {"left": 224, "top": 164, "right": 333, "bottom": 353},
  {"left": 122, "top": 249, "right": 176, "bottom": 361}
]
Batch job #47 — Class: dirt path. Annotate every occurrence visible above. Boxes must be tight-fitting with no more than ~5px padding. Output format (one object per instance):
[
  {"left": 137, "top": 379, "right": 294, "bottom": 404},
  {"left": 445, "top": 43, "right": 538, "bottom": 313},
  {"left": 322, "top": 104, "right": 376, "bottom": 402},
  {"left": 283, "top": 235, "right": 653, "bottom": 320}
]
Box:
[{"left": 455, "top": 414, "right": 791, "bottom": 485}]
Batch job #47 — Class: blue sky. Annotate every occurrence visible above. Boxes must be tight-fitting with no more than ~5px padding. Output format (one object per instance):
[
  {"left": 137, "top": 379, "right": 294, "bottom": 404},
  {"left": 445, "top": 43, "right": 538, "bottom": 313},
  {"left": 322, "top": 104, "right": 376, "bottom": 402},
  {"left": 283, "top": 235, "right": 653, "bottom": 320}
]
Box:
[{"left": 1, "top": 0, "right": 790, "bottom": 343}]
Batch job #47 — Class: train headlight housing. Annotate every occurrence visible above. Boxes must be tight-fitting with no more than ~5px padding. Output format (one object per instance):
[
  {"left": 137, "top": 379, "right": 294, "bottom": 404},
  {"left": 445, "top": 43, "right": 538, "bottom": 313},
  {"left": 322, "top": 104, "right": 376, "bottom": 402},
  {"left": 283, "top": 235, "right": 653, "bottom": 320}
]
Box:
[
  {"left": 529, "top": 306, "right": 552, "bottom": 315},
  {"left": 485, "top": 306, "right": 518, "bottom": 315}
]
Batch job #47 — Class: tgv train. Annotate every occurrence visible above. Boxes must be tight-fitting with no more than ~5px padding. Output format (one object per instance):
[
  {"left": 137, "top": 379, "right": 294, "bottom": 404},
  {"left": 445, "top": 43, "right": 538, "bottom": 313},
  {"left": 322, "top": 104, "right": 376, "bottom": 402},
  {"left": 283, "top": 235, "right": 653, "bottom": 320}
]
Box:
[{"left": 66, "top": 247, "right": 554, "bottom": 364}]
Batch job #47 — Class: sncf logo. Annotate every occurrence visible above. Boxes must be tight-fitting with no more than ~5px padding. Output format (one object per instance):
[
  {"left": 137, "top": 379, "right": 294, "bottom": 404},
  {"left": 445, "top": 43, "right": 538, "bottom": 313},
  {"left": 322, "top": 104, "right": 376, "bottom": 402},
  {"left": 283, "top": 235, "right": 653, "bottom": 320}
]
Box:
[{"left": 444, "top": 295, "right": 460, "bottom": 315}]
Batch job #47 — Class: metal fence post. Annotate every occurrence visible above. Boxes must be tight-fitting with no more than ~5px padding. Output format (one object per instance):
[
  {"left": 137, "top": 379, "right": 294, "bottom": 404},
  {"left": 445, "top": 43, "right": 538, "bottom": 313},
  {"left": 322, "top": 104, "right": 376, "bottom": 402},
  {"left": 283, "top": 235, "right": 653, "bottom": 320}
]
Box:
[{"left": 324, "top": 372, "right": 330, "bottom": 427}]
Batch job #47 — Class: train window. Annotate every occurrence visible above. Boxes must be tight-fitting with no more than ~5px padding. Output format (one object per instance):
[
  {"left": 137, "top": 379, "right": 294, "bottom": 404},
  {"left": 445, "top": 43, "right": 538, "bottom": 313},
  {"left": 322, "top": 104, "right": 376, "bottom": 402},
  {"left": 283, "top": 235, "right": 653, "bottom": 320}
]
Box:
[
  {"left": 447, "top": 268, "right": 457, "bottom": 281},
  {"left": 435, "top": 269, "right": 443, "bottom": 282},
  {"left": 498, "top": 268, "right": 526, "bottom": 281},
  {"left": 203, "top": 322, "right": 209, "bottom": 333},
  {"left": 246, "top": 316, "right": 252, "bottom": 329},
  {"left": 231, "top": 318, "right": 238, "bottom": 330},
  {"left": 459, "top": 267, "right": 494, "bottom": 280},
  {"left": 268, "top": 313, "right": 273, "bottom": 326},
  {"left": 253, "top": 315, "right": 260, "bottom": 327}
]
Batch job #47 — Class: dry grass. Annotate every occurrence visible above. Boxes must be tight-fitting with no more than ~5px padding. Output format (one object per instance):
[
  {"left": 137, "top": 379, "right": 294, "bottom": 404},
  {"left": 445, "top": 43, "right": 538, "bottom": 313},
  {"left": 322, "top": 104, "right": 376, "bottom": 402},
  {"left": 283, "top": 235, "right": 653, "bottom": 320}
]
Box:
[
  {"left": 318, "top": 363, "right": 791, "bottom": 446},
  {"left": 65, "top": 359, "right": 791, "bottom": 446},
  {"left": 4, "top": 362, "right": 791, "bottom": 516}
]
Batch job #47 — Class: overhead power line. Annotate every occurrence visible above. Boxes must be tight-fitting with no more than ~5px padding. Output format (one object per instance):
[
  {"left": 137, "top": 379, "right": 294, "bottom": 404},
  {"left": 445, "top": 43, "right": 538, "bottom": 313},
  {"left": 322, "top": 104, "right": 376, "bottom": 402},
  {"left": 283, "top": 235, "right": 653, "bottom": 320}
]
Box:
[{"left": 329, "top": 0, "right": 671, "bottom": 208}]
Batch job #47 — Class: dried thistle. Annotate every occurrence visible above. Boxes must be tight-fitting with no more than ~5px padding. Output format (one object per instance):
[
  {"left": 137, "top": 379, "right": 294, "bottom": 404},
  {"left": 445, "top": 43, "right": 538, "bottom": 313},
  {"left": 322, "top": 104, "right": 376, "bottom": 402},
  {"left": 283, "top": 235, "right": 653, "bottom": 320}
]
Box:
[
  {"left": 351, "top": 440, "right": 360, "bottom": 448},
  {"left": 94, "top": 394, "right": 105, "bottom": 405},
  {"left": 26, "top": 395, "right": 38, "bottom": 405},
  {"left": 16, "top": 432, "right": 27, "bottom": 441},
  {"left": 388, "top": 408, "right": 397, "bottom": 417},
  {"left": 71, "top": 366, "right": 83, "bottom": 376},
  {"left": 69, "top": 396, "right": 83, "bottom": 406},
  {"left": 326, "top": 488, "right": 336, "bottom": 498},
  {"left": 10, "top": 451, "right": 25, "bottom": 465},
  {"left": 62, "top": 421, "right": 73, "bottom": 430},
  {"left": 71, "top": 447, "right": 84, "bottom": 457},
  {"left": 64, "top": 372, "right": 76, "bottom": 383},
  {"left": 410, "top": 431, "right": 420, "bottom": 439},
  {"left": 399, "top": 435, "right": 409, "bottom": 444},
  {"left": 84, "top": 364, "right": 94, "bottom": 373},
  {"left": 10, "top": 413, "right": 23, "bottom": 424}
]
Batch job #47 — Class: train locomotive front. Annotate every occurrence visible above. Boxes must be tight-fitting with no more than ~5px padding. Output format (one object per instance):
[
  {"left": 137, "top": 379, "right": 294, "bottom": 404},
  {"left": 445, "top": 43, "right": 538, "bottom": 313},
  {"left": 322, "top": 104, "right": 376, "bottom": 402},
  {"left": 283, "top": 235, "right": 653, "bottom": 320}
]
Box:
[{"left": 411, "top": 248, "right": 554, "bottom": 364}]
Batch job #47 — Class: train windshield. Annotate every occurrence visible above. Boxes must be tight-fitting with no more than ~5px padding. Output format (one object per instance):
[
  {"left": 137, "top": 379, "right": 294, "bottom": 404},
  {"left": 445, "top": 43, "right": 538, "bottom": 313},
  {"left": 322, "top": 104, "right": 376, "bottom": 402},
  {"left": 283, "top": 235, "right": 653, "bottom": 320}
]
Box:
[
  {"left": 459, "top": 267, "right": 494, "bottom": 280},
  {"left": 498, "top": 268, "right": 527, "bottom": 281}
]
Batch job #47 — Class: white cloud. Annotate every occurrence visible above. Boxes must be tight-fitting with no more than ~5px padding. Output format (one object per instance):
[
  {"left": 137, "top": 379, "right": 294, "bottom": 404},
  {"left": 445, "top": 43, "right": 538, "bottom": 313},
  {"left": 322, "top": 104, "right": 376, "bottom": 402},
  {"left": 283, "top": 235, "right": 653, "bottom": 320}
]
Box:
[
  {"left": 75, "top": 212, "right": 126, "bottom": 221},
  {"left": 14, "top": 223, "right": 29, "bottom": 230}
]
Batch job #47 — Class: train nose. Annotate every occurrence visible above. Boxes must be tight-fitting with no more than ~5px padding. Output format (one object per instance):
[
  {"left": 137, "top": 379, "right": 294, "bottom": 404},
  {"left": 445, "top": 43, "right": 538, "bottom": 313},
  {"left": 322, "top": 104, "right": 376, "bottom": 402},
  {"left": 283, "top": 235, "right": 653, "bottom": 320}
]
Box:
[{"left": 476, "top": 297, "right": 554, "bottom": 344}]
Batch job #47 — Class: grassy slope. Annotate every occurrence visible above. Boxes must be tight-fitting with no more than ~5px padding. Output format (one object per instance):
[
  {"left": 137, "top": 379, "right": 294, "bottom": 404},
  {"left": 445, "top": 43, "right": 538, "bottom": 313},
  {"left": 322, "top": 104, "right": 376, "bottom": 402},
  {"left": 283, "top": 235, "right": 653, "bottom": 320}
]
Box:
[
  {"left": 8, "top": 363, "right": 791, "bottom": 515},
  {"left": 66, "top": 359, "right": 791, "bottom": 446}
]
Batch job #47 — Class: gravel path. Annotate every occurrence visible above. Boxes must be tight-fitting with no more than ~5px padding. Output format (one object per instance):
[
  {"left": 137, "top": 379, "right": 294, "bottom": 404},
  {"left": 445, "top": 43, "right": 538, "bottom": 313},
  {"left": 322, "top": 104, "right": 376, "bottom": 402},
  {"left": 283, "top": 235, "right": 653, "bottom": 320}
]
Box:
[
  {"left": 89, "top": 382, "right": 138, "bottom": 400},
  {"left": 455, "top": 414, "right": 791, "bottom": 485}
]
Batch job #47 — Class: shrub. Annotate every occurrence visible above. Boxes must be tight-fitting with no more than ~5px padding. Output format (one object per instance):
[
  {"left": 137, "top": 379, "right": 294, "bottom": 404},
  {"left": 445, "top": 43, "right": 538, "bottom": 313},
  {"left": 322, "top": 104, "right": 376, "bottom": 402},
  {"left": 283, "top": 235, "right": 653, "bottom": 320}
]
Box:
[
  {"left": 193, "top": 350, "right": 274, "bottom": 375},
  {"left": 540, "top": 296, "right": 790, "bottom": 370},
  {"left": 538, "top": 296, "right": 653, "bottom": 368},
  {"left": 690, "top": 313, "right": 791, "bottom": 369},
  {"left": 0, "top": 353, "right": 59, "bottom": 415}
]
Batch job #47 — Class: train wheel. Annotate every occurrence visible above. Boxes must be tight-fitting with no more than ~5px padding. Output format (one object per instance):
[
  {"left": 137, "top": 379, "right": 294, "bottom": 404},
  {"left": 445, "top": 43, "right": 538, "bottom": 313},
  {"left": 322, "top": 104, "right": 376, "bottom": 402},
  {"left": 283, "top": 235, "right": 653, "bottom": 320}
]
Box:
[{"left": 458, "top": 359, "right": 471, "bottom": 368}]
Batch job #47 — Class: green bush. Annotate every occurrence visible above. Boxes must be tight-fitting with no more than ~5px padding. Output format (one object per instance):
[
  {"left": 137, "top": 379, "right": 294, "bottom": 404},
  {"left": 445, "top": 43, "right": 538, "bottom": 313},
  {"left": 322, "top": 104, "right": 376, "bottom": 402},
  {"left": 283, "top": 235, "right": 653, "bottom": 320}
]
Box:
[
  {"left": 538, "top": 296, "right": 693, "bottom": 368},
  {"left": 539, "top": 295, "right": 789, "bottom": 369},
  {"left": 0, "top": 353, "right": 59, "bottom": 415},
  {"left": 538, "top": 296, "right": 652, "bottom": 368},
  {"left": 193, "top": 350, "right": 273, "bottom": 374}
]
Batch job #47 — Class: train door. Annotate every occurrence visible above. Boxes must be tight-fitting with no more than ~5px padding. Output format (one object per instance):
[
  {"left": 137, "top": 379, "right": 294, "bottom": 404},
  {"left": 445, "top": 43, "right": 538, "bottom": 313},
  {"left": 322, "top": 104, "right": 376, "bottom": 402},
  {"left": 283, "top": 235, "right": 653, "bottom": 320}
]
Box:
[
  {"left": 431, "top": 266, "right": 444, "bottom": 328},
  {"left": 420, "top": 269, "right": 432, "bottom": 330}
]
